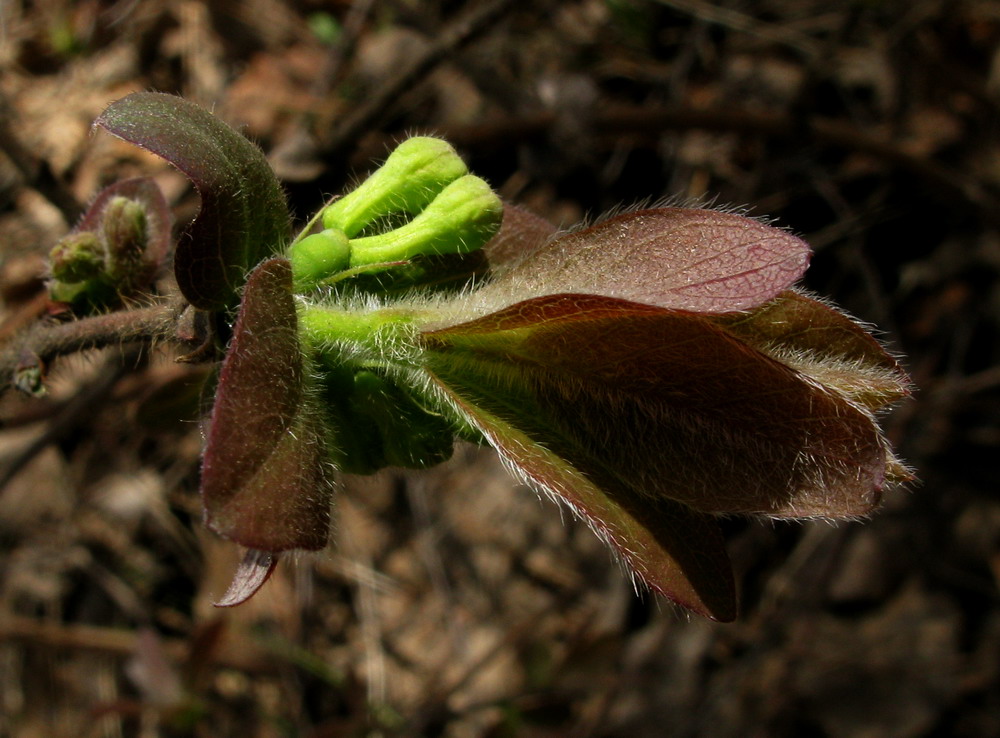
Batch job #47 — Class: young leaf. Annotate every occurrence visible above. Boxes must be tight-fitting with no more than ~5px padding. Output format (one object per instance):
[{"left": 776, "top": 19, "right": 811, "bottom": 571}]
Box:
[
  {"left": 425, "top": 376, "right": 737, "bottom": 620},
  {"left": 49, "top": 177, "right": 172, "bottom": 309},
  {"left": 200, "top": 257, "right": 334, "bottom": 552},
  {"left": 477, "top": 208, "right": 810, "bottom": 314},
  {"left": 95, "top": 92, "right": 291, "bottom": 311},
  {"left": 422, "top": 294, "right": 889, "bottom": 520},
  {"left": 75, "top": 177, "right": 172, "bottom": 274},
  {"left": 712, "top": 289, "right": 911, "bottom": 411}
]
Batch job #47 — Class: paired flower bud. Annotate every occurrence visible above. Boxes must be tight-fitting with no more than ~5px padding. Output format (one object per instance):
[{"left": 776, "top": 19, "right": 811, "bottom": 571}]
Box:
[
  {"left": 321, "top": 136, "right": 469, "bottom": 237},
  {"left": 48, "top": 179, "right": 170, "bottom": 311},
  {"left": 289, "top": 137, "right": 503, "bottom": 289}
]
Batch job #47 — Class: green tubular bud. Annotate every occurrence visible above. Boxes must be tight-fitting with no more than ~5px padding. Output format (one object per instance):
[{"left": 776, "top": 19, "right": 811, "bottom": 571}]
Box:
[
  {"left": 348, "top": 175, "right": 503, "bottom": 268},
  {"left": 321, "top": 137, "right": 468, "bottom": 237},
  {"left": 289, "top": 228, "right": 351, "bottom": 289},
  {"left": 348, "top": 370, "right": 454, "bottom": 470},
  {"left": 49, "top": 231, "right": 104, "bottom": 283}
]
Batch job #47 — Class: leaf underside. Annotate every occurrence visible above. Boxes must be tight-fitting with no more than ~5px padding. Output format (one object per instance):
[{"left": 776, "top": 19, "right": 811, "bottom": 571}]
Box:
[
  {"left": 420, "top": 293, "right": 896, "bottom": 619},
  {"left": 200, "top": 257, "right": 333, "bottom": 552},
  {"left": 96, "top": 92, "right": 291, "bottom": 311}
]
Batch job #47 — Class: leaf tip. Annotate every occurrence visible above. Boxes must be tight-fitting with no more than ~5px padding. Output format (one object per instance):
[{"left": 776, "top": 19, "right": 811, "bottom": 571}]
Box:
[{"left": 213, "top": 549, "right": 279, "bottom": 607}]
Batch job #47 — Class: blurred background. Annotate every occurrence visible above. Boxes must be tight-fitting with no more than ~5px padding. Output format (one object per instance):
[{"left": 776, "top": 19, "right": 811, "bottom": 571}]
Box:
[{"left": 0, "top": 1, "right": 998, "bottom": 736}]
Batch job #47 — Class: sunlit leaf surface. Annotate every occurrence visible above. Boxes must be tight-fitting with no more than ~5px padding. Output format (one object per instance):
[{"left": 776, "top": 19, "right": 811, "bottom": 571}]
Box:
[{"left": 477, "top": 208, "right": 810, "bottom": 314}]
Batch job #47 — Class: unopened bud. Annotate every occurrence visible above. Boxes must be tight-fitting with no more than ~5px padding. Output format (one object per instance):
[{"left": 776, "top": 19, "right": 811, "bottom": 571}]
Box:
[
  {"left": 101, "top": 196, "right": 149, "bottom": 281},
  {"left": 289, "top": 228, "right": 352, "bottom": 289},
  {"left": 49, "top": 231, "right": 104, "bottom": 283},
  {"left": 348, "top": 175, "right": 503, "bottom": 267},
  {"left": 322, "top": 137, "right": 468, "bottom": 237}
]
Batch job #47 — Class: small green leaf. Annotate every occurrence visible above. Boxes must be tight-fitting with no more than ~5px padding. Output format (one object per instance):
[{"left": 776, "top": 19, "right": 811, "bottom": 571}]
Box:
[{"left": 95, "top": 92, "right": 291, "bottom": 311}]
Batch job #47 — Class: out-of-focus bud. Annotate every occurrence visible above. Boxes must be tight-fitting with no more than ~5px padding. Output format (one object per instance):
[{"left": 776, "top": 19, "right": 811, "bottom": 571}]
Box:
[
  {"left": 101, "top": 196, "right": 149, "bottom": 282},
  {"left": 49, "top": 231, "right": 104, "bottom": 283},
  {"left": 348, "top": 175, "right": 503, "bottom": 267},
  {"left": 321, "top": 136, "right": 468, "bottom": 237}
]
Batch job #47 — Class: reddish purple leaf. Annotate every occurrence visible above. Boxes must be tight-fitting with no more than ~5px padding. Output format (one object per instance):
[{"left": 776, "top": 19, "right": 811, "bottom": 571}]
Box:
[
  {"left": 425, "top": 377, "right": 737, "bottom": 619},
  {"left": 201, "top": 257, "right": 334, "bottom": 552},
  {"left": 417, "top": 293, "right": 901, "bottom": 617},
  {"left": 712, "top": 289, "right": 911, "bottom": 411},
  {"left": 95, "top": 92, "right": 291, "bottom": 311},
  {"left": 424, "top": 293, "right": 888, "bottom": 518},
  {"left": 476, "top": 208, "right": 810, "bottom": 314},
  {"left": 482, "top": 202, "right": 558, "bottom": 266}
]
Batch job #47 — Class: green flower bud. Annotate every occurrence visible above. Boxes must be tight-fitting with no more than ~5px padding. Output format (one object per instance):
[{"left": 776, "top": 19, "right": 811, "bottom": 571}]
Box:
[
  {"left": 101, "top": 196, "right": 148, "bottom": 282},
  {"left": 49, "top": 231, "right": 104, "bottom": 283},
  {"left": 321, "top": 136, "right": 468, "bottom": 237},
  {"left": 289, "top": 228, "right": 351, "bottom": 289},
  {"left": 348, "top": 175, "right": 503, "bottom": 268}
]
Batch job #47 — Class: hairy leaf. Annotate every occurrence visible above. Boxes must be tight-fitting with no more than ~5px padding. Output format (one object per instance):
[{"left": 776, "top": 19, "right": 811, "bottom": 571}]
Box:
[
  {"left": 482, "top": 202, "right": 558, "bottom": 266},
  {"left": 95, "top": 92, "right": 291, "bottom": 311},
  {"left": 201, "top": 258, "right": 333, "bottom": 551},
  {"left": 425, "top": 375, "right": 737, "bottom": 619},
  {"left": 417, "top": 293, "right": 896, "bottom": 616},
  {"left": 712, "top": 289, "right": 911, "bottom": 411},
  {"left": 476, "top": 208, "right": 810, "bottom": 315},
  {"left": 423, "top": 294, "right": 888, "bottom": 518}
]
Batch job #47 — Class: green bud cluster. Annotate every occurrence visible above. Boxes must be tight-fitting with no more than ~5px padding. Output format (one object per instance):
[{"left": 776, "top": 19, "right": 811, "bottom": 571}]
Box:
[
  {"left": 49, "top": 195, "right": 160, "bottom": 309},
  {"left": 285, "top": 137, "right": 507, "bottom": 477},
  {"left": 288, "top": 136, "right": 503, "bottom": 291}
]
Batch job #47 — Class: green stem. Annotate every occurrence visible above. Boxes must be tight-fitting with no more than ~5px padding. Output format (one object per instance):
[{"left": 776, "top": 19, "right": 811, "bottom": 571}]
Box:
[{"left": 298, "top": 304, "right": 422, "bottom": 360}]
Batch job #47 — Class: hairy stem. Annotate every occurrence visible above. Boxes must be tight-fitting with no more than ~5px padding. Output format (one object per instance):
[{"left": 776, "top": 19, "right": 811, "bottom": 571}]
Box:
[{"left": 0, "top": 298, "right": 194, "bottom": 393}]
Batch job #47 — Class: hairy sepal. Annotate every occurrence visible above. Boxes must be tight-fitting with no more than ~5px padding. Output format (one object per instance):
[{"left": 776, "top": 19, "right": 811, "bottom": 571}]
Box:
[
  {"left": 201, "top": 258, "right": 334, "bottom": 552},
  {"left": 95, "top": 92, "right": 292, "bottom": 311}
]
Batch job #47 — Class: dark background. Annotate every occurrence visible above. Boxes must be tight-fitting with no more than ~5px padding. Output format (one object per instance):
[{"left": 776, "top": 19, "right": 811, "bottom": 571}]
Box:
[{"left": 0, "top": 1, "right": 998, "bottom": 736}]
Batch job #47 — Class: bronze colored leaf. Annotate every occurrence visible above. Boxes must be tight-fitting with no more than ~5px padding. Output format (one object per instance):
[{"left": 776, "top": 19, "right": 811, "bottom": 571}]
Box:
[{"left": 201, "top": 258, "right": 333, "bottom": 552}]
